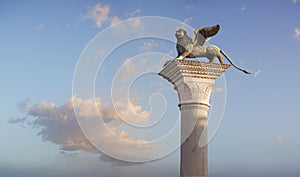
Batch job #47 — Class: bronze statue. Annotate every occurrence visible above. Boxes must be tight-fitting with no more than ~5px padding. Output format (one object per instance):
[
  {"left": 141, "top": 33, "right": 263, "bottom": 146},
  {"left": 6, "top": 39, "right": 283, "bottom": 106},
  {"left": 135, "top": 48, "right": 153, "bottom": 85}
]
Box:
[{"left": 175, "top": 25, "right": 250, "bottom": 74}]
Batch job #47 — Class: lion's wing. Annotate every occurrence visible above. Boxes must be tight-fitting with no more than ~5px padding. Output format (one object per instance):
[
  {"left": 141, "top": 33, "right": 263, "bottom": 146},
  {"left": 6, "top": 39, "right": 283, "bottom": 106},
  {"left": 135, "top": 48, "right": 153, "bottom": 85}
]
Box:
[{"left": 194, "top": 24, "right": 220, "bottom": 46}]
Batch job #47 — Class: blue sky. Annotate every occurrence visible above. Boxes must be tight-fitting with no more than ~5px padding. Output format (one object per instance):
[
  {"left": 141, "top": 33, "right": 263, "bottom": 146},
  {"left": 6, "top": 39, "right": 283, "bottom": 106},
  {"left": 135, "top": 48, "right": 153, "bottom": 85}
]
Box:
[{"left": 1, "top": 0, "right": 300, "bottom": 177}]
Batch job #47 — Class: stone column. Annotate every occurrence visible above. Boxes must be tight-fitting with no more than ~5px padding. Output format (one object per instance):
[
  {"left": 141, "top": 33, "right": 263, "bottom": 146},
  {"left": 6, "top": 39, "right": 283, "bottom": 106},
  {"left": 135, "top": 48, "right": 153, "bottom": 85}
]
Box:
[{"left": 159, "top": 60, "right": 230, "bottom": 177}]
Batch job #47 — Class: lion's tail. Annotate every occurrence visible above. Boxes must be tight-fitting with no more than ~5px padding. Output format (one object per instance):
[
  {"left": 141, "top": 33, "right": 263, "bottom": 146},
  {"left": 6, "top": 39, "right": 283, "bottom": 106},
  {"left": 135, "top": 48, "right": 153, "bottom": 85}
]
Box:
[{"left": 220, "top": 50, "right": 251, "bottom": 74}]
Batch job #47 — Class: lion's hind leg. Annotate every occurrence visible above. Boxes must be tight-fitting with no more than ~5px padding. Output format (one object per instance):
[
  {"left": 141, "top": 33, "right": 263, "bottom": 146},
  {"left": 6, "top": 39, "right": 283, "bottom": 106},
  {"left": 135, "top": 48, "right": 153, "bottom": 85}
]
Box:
[
  {"left": 216, "top": 53, "right": 224, "bottom": 64},
  {"left": 207, "top": 55, "right": 215, "bottom": 63}
]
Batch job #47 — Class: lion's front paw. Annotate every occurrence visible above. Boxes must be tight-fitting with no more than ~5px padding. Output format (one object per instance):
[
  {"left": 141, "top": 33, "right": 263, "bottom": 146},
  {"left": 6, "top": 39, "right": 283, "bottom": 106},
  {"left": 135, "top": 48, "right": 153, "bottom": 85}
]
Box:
[{"left": 175, "top": 56, "right": 184, "bottom": 60}]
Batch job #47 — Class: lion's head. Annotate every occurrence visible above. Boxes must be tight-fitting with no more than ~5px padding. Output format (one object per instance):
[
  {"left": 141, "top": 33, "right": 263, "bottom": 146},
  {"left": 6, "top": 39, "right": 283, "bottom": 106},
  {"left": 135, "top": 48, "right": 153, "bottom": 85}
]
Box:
[{"left": 175, "top": 28, "right": 187, "bottom": 38}]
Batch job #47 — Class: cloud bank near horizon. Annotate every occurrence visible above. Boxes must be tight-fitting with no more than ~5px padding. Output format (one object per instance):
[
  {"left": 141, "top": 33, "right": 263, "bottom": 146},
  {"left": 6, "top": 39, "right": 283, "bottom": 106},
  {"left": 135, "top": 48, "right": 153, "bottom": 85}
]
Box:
[{"left": 11, "top": 96, "right": 152, "bottom": 166}]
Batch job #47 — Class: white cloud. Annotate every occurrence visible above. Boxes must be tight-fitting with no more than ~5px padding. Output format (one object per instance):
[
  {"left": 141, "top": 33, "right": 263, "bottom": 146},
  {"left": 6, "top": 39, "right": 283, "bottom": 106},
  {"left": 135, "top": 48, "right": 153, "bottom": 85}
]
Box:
[
  {"left": 110, "top": 16, "right": 121, "bottom": 26},
  {"left": 36, "top": 24, "right": 45, "bottom": 31},
  {"left": 83, "top": 4, "right": 142, "bottom": 31},
  {"left": 110, "top": 8, "right": 143, "bottom": 35},
  {"left": 110, "top": 97, "right": 149, "bottom": 124},
  {"left": 12, "top": 96, "right": 152, "bottom": 165},
  {"left": 115, "top": 56, "right": 164, "bottom": 84},
  {"left": 291, "top": 0, "right": 299, "bottom": 5},
  {"left": 240, "top": 5, "right": 246, "bottom": 11},
  {"left": 85, "top": 4, "right": 110, "bottom": 28},
  {"left": 183, "top": 17, "right": 192, "bottom": 24},
  {"left": 254, "top": 69, "right": 262, "bottom": 77},
  {"left": 26, "top": 98, "right": 98, "bottom": 153},
  {"left": 294, "top": 28, "right": 300, "bottom": 39},
  {"left": 139, "top": 40, "right": 159, "bottom": 52},
  {"left": 128, "top": 9, "right": 141, "bottom": 18},
  {"left": 117, "top": 58, "right": 139, "bottom": 82},
  {"left": 128, "top": 9, "right": 141, "bottom": 27}
]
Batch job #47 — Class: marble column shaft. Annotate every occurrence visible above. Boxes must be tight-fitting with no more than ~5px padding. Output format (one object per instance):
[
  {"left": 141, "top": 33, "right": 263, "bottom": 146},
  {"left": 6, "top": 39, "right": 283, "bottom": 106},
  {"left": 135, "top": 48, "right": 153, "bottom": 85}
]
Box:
[{"left": 159, "top": 60, "right": 230, "bottom": 177}]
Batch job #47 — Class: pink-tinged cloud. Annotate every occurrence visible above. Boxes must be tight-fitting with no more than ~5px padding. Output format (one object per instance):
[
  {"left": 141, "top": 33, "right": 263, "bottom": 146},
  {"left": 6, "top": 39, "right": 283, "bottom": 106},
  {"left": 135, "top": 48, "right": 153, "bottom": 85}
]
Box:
[
  {"left": 110, "top": 16, "right": 121, "bottom": 26},
  {"left": 85, "top": 4, "right": 110, "bottom": 28},
  {"left": 12, "top": 96, "right": 152, "bottom": 165},
  {"left": 277, "top": 135, "right": 283, "bottom": 142}
]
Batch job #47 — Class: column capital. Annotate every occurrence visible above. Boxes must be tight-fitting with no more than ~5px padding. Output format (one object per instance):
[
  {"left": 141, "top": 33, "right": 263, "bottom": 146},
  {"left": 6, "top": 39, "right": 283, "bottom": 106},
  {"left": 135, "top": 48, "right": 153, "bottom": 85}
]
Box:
[{"left": 159, "top": 60, "right": 230, "bottom": 107}]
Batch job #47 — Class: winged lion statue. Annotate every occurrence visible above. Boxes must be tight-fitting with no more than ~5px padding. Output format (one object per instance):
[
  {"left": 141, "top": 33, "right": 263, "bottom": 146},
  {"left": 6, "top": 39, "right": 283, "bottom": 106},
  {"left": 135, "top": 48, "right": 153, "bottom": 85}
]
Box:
[{"left": 175, "top": 24, "right": 250, "bottom": 74}]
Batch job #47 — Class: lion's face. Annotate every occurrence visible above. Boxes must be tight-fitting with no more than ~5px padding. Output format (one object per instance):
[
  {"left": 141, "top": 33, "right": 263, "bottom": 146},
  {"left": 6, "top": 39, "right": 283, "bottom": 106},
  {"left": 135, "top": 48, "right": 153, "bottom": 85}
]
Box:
[{"left": 175, "top": 28, "right": 186, "bottom": 38}]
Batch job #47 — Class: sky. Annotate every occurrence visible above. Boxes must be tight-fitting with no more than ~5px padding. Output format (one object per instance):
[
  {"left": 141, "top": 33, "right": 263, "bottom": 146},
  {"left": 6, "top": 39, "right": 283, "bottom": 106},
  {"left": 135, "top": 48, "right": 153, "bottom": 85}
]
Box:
[{"left": 1, "top": 0, "right": 300, "bottom": 177}]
